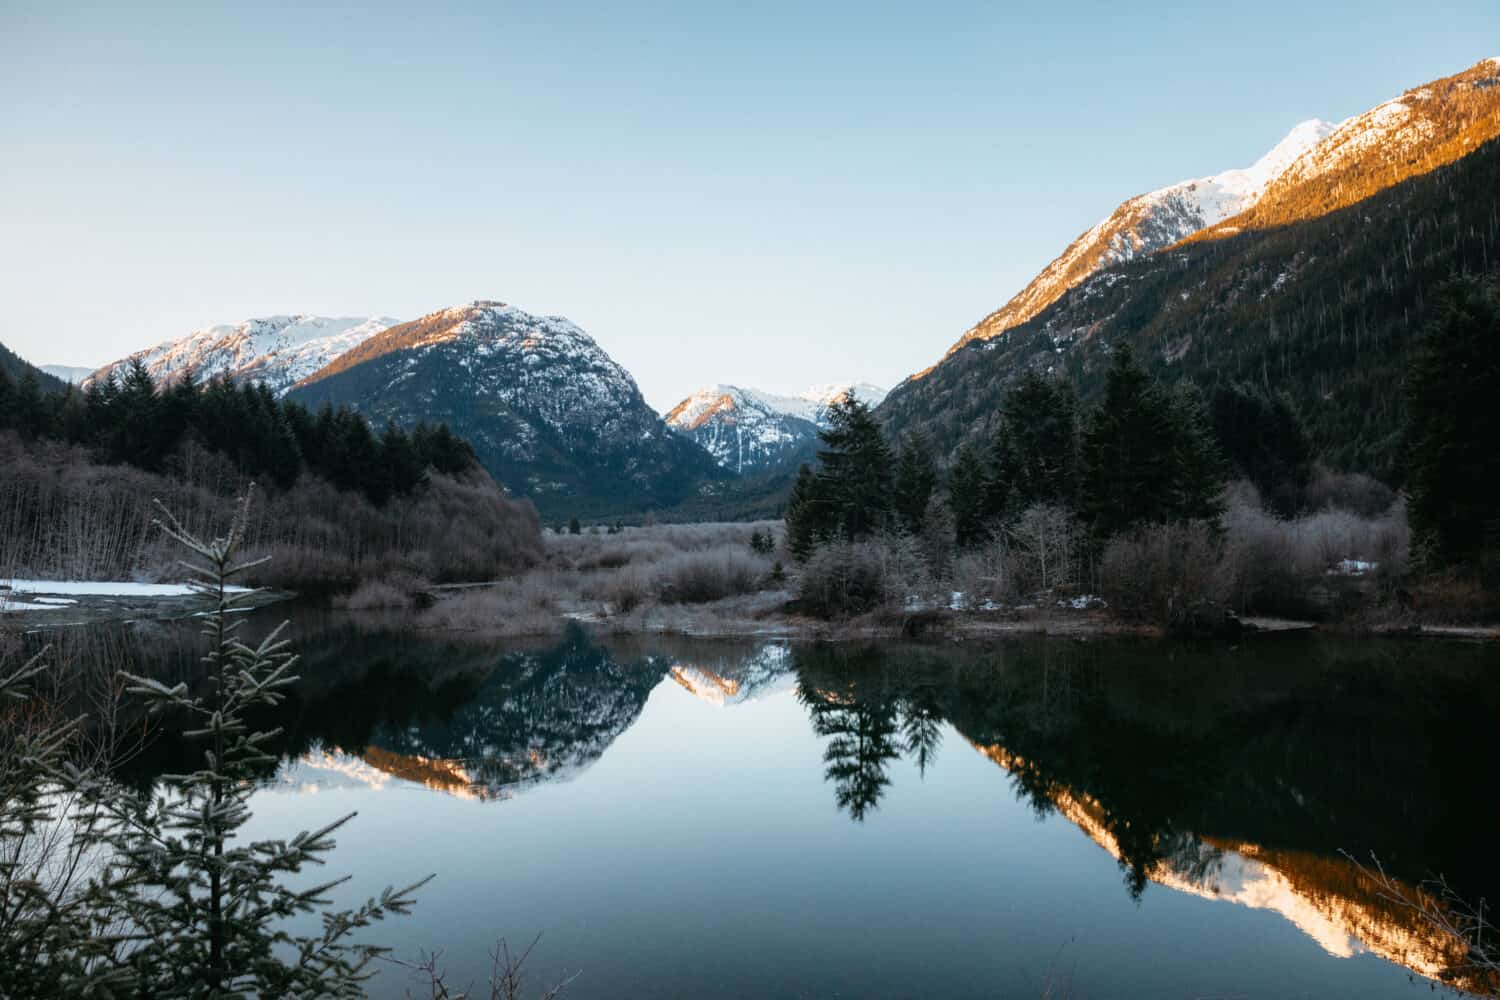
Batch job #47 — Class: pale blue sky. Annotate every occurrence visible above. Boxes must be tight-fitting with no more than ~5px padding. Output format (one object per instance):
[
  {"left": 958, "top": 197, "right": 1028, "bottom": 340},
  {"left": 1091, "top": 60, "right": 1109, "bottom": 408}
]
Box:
[{"left": 3, "top": 1, "right": 1497, "bottom": 409}]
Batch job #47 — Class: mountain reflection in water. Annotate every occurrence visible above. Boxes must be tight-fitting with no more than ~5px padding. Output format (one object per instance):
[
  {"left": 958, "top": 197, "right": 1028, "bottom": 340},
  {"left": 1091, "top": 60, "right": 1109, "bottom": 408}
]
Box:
[{"left": 44, "top": 614, "right": 1499, "bottom": 998}]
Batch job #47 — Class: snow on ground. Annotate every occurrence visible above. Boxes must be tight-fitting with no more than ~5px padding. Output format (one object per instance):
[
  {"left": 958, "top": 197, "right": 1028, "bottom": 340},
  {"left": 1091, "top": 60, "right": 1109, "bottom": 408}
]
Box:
[{"left": 1, "top": 580, "right": 251, "bottom": 598}]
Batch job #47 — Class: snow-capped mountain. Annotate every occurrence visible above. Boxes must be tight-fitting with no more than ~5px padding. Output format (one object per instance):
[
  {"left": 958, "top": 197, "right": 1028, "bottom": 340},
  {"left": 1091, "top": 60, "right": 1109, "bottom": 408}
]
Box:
[
  {"left": 90, "top": 315, "right": 399, "bottom": 397},
  {"left": 39, "top": 364, "right": 94, "bottom": 385},
  {"left": 665, "top": 382, "right": 888, "bottom": 473},
  {"left": 880, "top": 58, "right": 1500, "bottom": 482},
  {"left": 939, "top": 119, "right": 1336, "bottom": 358},
  {"left": 1195, "top": 56, "right": 1500, "bottom": 240},
  {"left": 288, "top": 300, "right": 724, "bottom": 517}
]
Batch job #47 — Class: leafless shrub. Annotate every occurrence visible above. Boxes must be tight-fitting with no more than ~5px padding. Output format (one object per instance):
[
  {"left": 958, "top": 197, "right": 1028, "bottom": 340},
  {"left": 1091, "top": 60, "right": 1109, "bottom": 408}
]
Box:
[
  {"left": 396, "top": 933, "right": 576, "bottom": 1000},
  {"left": 1343, "top": 852, "right": 1499, "bottom": 997},
  {"left": 654, "top": 549, "right": 770, "bottom": 604},
  {"left": 1099, "top": 521, "right": 1225, "bottom": 623},
  {"left": 797, "top": 541, "right": 887, "bottom": 618},
  {"left": 0, "top": 433, "right": 543, "bottom": 590},
  {"left": 1305, "top": 465, "right": 1398, "bottom": 517},
  {"left": 591, "top": 565, "right": 653, "bottom": 614},
  {"left": 417, "top": 585, "right": 560, "bottom": 635},
  {"left": 333, "top": 572, "right": 432, "bottom": 611},
  {"left": 1006, "top": 504, "right": 1084, "bottom": 596},
  {"left": 1220, "top": 481, "right": 1410, "bottom": 616}
]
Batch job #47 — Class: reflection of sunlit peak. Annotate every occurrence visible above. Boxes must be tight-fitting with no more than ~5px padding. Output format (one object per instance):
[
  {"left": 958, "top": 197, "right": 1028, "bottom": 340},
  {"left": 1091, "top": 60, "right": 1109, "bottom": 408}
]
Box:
[
  {"left": 285, "top": 747, "right": 395, "bottom": 792},
  {"left": 359, "top": 746, "right": 491, "bottom": 801},
  {"left": 670, "top": 665, "right": 741, "bottom": 705},
  {"left": 281, "top": 745, "right": 499, "bottom": 802},
  {"left": 965, "top": 739, "right": 1482, "bottom": 989}
]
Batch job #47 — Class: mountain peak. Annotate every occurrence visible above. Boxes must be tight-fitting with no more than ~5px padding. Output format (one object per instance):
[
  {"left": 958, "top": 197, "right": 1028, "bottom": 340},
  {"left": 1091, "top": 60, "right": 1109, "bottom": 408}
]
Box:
[
  {"left": 665, "top": 381, "right": 888, "bottom": 473},
  {"left": 287, "top": 300, "right": 722, "bottom": 517},
  {"left": 933, "top": 117, "right": 1338, "bottom": 363},
  {"left": 92, "top": 314, "right": 399, "bottom": 396}
]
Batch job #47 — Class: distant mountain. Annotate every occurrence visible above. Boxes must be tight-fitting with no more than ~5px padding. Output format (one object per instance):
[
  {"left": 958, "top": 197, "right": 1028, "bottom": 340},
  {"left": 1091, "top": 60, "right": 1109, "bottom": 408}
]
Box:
[
  {"left": 39, "top": 364, "right": 94, "bottom": 385},
  {"left": 937, "top": 119, "right": 1336, "bottom": 362},
  {"left": 91, "top": 315, "right": 399, "bottom": 396},
  {"left": 288, "top": 300, "right": 726, "bottom": 519},
  {"left": 0, "top": 342, "right": 69, "bottom": 394},
  {"left": 880, "top": 58, "right": 1500, "bottom": 483},
  {"left": 665, "top": 382, "right": 888, "bottom": 473}
]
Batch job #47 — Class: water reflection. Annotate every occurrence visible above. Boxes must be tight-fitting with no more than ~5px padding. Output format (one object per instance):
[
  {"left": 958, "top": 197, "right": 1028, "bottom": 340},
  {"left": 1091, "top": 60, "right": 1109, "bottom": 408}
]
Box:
[{"left": 33, "top": 614, "right": 1500, "bottom": 996}]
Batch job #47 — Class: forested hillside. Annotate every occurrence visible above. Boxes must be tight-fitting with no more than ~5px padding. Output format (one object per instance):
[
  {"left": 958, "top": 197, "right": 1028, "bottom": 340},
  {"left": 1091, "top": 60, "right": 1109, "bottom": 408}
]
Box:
[
  {"left": 0, "top": 341, "right": 67, "bottom": 394},
  {"left": 0, "top": 357, "right": 541, "bottom": 588},
  {"left": 880, "top": 134, "right": 1500, "bottom": 483}
]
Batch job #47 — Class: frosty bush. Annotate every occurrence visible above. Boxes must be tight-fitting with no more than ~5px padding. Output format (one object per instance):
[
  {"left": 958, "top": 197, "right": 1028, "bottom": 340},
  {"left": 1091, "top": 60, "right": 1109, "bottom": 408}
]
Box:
[{"left": 796, "top": 541, "right": 887, "bottom": 619}]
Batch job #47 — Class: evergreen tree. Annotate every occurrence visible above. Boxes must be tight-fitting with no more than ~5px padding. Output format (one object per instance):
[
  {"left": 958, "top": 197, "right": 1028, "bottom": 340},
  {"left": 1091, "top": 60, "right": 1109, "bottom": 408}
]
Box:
[
  {"left": 1211, "top": 381, "right": 1313, "bottom": 516},
  {"left": 1405, "top": 280, "right": 1500, "bottom": 576},
  {"left": 892, "top": 432, "right": 937, "bottom": 535},
  {"left": 784, "top": 463, "right": 826, "bottom": 560},
  {"left": 0, "top": 367, "right": 14, "bottom": 431},
  {"left": 815, "top": 397, "right": 894, "bottom": 541},
  {"left": 1081, "top": 346, "right": 1225, "bottom": 537},
  {"left": 1165, "top": 385, "right": 1228, "bottom": 524},
  {"left": 948, "top": 443, "right": 988, "bottom": 547},
  {"left": 0, "top": 495, "right": 425, "bottom": 995},
  {"left": 989, "top": 369, "right": 1079, "bottom": 520}
]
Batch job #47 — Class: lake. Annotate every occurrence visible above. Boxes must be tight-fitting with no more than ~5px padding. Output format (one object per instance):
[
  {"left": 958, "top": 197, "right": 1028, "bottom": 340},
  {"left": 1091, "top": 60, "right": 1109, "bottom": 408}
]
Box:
[{"left": 25, "top": 608, "right": 1500, "bottom": 998}]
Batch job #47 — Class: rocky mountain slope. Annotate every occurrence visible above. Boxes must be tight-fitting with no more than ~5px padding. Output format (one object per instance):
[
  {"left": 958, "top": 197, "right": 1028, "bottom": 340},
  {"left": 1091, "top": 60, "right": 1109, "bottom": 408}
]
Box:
[
  {"left": 664, "top": 382, "right": 887, "bottom": 473},
  {"left": 288, "top": 300, "right": 725, "bottom": 518},
  {"left": 938, "top": 119, "right": 1335, "bottom": 361},
  {"left": 90, "top": 315, "right": 398, "bottom": 396},
  {"left": 882, "top": 58, "right": 1500, "bottom": 481}
]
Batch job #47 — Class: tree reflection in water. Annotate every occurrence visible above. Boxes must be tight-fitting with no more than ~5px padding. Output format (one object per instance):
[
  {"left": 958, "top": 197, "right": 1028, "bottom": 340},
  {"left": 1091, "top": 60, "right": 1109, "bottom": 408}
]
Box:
[{"left": 50, "top": 614, "right": 1500, "bottom": 997}]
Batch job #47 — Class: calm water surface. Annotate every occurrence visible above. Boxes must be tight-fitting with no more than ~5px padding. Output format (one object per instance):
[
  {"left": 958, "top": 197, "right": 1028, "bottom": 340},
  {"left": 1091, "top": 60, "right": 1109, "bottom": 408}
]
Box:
[{"left": 33, "top": 609, "right": 1500, "bottom": 999}]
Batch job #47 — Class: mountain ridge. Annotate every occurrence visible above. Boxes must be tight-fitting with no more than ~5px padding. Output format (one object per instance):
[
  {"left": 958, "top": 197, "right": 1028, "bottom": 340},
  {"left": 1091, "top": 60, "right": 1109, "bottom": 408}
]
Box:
[
  {"left": 287, "top": 300, "right": 726, "bottom": 518},
  {"left": 91, "top": 314, "right": 399, "bottom": 397},
  {"left": 664, "top": 382, "right": 887, "bottom": 473}
]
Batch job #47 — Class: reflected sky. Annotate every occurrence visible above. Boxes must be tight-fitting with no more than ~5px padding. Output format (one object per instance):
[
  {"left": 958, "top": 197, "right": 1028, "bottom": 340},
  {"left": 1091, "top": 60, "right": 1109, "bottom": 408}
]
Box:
[{"left": 58, "top": 616, "right": 1499, "bottom": 999}]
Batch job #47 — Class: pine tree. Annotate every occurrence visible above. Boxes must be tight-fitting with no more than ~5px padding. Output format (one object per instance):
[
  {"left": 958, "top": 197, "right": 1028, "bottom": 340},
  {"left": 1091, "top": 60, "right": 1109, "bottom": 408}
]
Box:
[
  {"left": 0, "top": 493, "right": 427, "bottom": 995},
  {"left": 816, "top": 397, "right": 894, "bottom": 540},
  {"left": 989, "top": 369, "right": 1079, "bottom": 520},
  {"left": 1211, "top": 381, "right": 1313, "bottom": 516},
  {"left": 892, "top": 432, "right": 937, "bottom": 535},
  {"left": 948, "top": 444, "right": 988, "bottom": 548},
  {"left": 1406, "top": 280, "right": 1500, "bottom": 576},
  {"left": 1081, "top": 346, "right": 1228, "bottom": 536},
  {"left": 784, "top": 464, "right": 825, "bottom": 560}
]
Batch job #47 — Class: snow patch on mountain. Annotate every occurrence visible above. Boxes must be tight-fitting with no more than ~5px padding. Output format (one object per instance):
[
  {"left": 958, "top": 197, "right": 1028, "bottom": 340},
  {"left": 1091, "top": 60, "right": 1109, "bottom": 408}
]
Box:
[
  {"left": 941, "top": 118, "right": 1337, "bottom": 358},
  {"left": 92, "top": 315, "right": 399, "bottom": 396},
  {"left": 664, "top": 382, "right": 887, "bottom": 473}
]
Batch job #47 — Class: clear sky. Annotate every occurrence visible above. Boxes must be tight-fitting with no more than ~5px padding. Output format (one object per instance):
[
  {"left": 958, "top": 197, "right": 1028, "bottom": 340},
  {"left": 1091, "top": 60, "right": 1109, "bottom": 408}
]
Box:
[{"left": 3, "top": 2, "right": 1497, "bottom": 410}]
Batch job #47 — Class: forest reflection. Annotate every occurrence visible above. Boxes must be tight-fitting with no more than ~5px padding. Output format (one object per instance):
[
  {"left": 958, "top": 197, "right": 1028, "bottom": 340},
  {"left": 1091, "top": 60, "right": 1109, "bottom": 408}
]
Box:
[{"left": 33, "top": 616, "right": 1500, "bottom": 997}]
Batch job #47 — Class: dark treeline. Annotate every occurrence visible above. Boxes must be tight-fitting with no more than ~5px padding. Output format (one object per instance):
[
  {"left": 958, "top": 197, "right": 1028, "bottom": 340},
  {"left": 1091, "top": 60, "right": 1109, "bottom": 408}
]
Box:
[
  {"left": 0, "top": 360, "right": 475, "bottom": 506},
  {"left": 787, "top": 276, "right": 1500, "bottom": 619},
  {"left": 0, "top": 358, "right": 543, "bottom": 589},
  {"left": 788, "top": 346, "right": 1227, "bottom": 557}
]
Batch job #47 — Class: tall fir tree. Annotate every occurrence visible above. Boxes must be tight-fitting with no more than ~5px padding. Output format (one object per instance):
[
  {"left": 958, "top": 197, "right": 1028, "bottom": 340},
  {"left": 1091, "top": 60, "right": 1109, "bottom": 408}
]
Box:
[
  {"left": 988, "top": 369, "right": 1079, "bottom": 521},
  {"left": 948, "top": 443, "right": 988, "bottom": 548},
  {"left": 1081, "top": 345, "right": 1225, "bottom": 537},
  {"left": 1405, "top": 280, "right": 1500, "bottom": 576},
  {"left": 1210, "top": 381, "right": 1313, "bottom": 517},
  {"left": 784, "top": 463, "right": 825, "bottom": 560},
  {"left": 814, "top": 396, "right": 893, "bottom": 541},
  {"left": 892, "top": 432, "right": 937, "bottom": 535}
]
